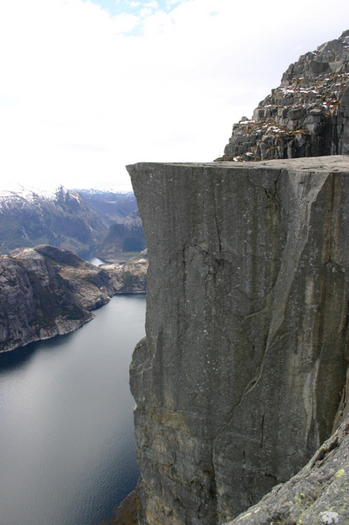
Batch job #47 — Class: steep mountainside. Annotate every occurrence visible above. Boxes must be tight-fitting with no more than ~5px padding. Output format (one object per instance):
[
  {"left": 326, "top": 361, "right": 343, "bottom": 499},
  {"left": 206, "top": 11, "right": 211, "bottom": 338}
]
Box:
[
  {"left": 0, "top": 184, "right": 108, "bottom": 256},
  {"left": 0, "top": 185, "right": 146, "bottom": 262},
  {"left": 127, "top": 156, "right": 349, "bottom": 524},
  {"left": 77, "top": 189, "right": 138, "bottom": 223},
  {"left": 0, "top": 244, "right": 145, "bottom": 353},
  {"left": 95, "top": 210, "right": 146, "bottom": 262},
  {"left": 220, "top": 30, "right": 349, "bottom": 162}
]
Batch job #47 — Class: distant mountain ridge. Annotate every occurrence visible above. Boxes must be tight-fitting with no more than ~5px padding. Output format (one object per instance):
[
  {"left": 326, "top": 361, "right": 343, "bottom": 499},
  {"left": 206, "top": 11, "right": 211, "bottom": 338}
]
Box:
[
  {"left": 219, "top": 30, "right": 349, "bottom": 162},
  {"left": 0, "top": 185, "right": 108, "bottom": 256},
  {"left": 77, "top": 189, "right": 138, "bottom": 223},
  {"left": 95, "top": 209, "right": 146, "bottom": 262}
]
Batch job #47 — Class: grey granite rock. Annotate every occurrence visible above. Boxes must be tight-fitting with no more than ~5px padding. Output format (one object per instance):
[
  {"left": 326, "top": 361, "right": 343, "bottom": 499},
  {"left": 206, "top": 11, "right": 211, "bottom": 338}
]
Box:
[
  {"left": 223, "top": 410, "right": 349, "bottom": 525},
  {"left": 220, "top": 31, "right": 349, "bottom": 162},
  {"left": 127, "top": 156, "right": 349, "bottom": 524}
]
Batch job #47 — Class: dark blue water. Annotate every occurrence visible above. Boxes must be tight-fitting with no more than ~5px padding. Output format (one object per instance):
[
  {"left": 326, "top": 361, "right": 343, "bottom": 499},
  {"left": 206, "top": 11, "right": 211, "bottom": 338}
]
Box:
[{"left": 0, "top": 294, "right": 146, "bottom": 525}]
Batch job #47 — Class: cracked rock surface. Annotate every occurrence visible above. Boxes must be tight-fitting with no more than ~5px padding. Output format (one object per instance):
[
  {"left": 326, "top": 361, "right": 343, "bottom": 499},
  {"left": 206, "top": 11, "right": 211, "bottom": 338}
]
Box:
[{"left": 127, "top": 156, "right": 349, "bottom": 524}]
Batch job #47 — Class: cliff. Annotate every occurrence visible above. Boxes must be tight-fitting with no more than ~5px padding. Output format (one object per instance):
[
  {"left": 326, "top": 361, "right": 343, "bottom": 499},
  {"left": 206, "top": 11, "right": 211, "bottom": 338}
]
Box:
[
  {"left": 220, "top": 30, "right": 349, "bottom": 162},
  {"left": 127, "top": 156, "right": 349, "bottom": 524},
  {"left": 0, "top": 245, "right": 146, "bottom": 352}
]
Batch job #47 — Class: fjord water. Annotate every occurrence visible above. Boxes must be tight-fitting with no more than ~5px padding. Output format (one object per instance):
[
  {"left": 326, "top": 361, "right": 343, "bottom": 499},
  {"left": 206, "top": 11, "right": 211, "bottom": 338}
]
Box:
[{"left": 0, "top": 294, "right": 145, "bottom": 525}]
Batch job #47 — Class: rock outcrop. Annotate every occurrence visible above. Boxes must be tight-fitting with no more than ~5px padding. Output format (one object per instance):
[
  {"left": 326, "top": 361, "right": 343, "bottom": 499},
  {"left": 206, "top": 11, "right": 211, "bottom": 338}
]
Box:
[
  {"left": 220, "top": 30, "right": 349, "bottom": 162},
  {"left": 127, "top": 156, "right": 349, "bottom": 524},
  {"left": 225, "top": 408, "right": 349, "bottom": 525},
  {"left": 0, "top": 244, "right": 146, "bottom": 353}
]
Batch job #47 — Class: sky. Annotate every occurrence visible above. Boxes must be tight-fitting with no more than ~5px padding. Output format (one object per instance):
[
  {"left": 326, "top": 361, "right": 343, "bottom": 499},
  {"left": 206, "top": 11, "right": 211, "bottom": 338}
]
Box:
[{"left": 0, "top": 1, "right": 349, "bottom": 192}]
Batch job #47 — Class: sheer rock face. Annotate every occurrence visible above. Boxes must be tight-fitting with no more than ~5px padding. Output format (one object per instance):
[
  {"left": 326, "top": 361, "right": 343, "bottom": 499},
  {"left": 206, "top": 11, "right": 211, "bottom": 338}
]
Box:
[
  {"left": 127, "top": 156, "right": 349, "bottom": 524},
  {"left": 220, "top": 30, "right": 349, "bottom": 162}
]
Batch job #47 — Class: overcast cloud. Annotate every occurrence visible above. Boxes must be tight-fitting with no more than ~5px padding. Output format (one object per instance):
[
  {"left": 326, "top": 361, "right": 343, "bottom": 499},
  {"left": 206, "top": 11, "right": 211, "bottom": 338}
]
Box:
[{"left": 0, "top": 0, "right": 348, "bottom": 191}]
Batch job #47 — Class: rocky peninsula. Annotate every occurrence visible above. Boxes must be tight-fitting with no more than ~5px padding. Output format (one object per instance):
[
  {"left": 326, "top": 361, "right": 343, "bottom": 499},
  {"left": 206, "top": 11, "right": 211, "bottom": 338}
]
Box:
[{"left": 0, "top": 245, "right": 147, "bottom": 353}]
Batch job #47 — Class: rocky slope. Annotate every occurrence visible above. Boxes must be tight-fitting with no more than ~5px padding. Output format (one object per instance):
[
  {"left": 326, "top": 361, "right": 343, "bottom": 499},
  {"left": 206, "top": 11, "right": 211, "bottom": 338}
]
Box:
[
  {"left": 95, "top": 210, "right": 146, "bottom": 263},
  {"left": 127, "top": 156, "right": 349, "bottom": 524},
  {"left": 220, "top": 30, "right": 349, "bottom": 162},
  {"left": 101, "top": 250, "right": 148, "bottom": 293},
  {"left": 0, "top": 244, "right": 146, "bottom": 353},
  {"left": 78, "top": 189, "right": 138, "bottom": 222}
]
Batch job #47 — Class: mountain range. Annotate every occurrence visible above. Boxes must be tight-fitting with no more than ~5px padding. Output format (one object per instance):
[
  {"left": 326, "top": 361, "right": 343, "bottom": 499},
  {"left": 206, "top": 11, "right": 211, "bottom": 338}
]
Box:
[{"left": 0, "top": 184, "right": 144, "bottom": 261}]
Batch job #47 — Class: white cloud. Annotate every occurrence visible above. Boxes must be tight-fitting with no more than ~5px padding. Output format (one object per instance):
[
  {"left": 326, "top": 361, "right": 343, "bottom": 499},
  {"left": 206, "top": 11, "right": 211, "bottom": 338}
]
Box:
[
  {"left": 140, "top": 7, "right": 153, "bottom": 17},
  {"left": 0, "top": 0, "right": 349, "bottom": 191},
  {"left": 166, "top": 0, "right": 184, "bottom": 6},
  {"left": 128, "top": 1, "right": 141, "bottom": 7},
  {"left": 145, "top": 0, "right": 159, "bottom": 8},
  {"left": 113, "top": 12, "right": 140, "bottom": 32}
]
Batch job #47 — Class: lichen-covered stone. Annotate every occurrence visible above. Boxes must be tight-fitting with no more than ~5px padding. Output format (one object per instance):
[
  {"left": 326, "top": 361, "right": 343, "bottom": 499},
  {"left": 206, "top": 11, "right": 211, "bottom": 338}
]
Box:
[{"left": 127, "top": 156, "right": 349, "bottom": 524}]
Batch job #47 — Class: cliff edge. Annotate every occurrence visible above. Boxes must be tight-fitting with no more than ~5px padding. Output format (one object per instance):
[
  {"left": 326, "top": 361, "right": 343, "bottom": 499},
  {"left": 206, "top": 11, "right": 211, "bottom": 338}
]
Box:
[{"left": 127, "top": 156, "right": 349, "bottom": 524}]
